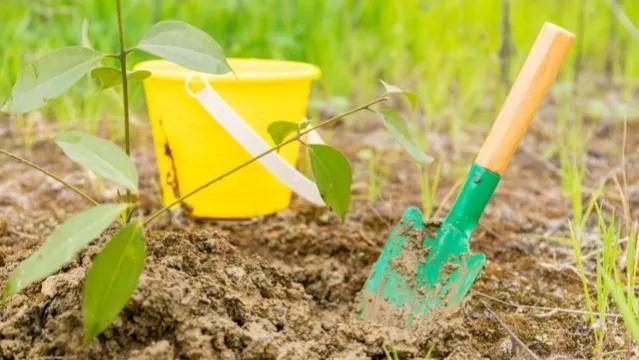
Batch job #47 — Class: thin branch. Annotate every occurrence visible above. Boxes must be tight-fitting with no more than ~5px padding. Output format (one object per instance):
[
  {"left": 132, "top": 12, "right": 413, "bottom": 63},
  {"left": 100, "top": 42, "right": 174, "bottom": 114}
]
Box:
[
  {"left": 144, "top": 96, "right": 388, "bottom": 225},
  {"left": 474, "top": 290, "right": 621, "bottom": 318},
  {"left": 0, "top": 149, "right": 99, "bottom": 205},
  {"left": 480, "top": 300, "right": 541, "bottom": 360},
  {"left": 115, "top": 0, "right": 135, "bottom": 221},
  {"left": 115, "top": 0, "right": 131, "bottom": 156}
]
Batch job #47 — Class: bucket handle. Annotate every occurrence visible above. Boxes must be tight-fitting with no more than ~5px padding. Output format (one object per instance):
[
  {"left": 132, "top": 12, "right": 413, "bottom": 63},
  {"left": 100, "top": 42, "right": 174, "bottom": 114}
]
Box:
[{"left": 185, "top": 73, "right": 326, "bottom": 207}]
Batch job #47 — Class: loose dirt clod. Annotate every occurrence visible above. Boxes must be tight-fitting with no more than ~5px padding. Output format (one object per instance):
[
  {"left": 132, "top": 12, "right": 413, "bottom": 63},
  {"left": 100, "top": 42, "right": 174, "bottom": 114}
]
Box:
[{"left": 391, "top": 222, "right": 434, "bottom": 279}]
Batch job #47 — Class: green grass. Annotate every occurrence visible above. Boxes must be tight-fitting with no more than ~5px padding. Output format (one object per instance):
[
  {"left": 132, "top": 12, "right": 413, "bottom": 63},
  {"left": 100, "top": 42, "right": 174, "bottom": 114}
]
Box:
[
  {"left": 593, "top": 204, "right": 620, "bottom": 354},
  {"left": 420, "top": 160, "right": 442, "bottom": 219},
  {"left": 563, "top": 107, "right": 639, "bottom": 354},
  {"left": 592, "top": 203, "right": 639, "bottom": 353},
  {"left": 566, "top": 178, "right": 639, "bottom": 355},
  {"left": 357, "top": 148, "right": 396, "bottom": 203},
  {"left": 2, "top": 0, "right": 639, "bottom": 133}
]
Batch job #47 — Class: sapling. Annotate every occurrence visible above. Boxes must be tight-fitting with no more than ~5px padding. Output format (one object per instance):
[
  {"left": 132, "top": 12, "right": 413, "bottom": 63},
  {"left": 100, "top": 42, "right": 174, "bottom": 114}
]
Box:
[{"left": 0, "top": 1, "right": 431, "bottom": 343}]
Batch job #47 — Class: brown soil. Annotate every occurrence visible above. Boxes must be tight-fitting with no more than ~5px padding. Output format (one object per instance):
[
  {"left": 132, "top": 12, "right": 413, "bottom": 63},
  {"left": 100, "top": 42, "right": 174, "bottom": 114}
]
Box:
[{"left": 1, "top": 117, "right": 638, "bottom": 359}]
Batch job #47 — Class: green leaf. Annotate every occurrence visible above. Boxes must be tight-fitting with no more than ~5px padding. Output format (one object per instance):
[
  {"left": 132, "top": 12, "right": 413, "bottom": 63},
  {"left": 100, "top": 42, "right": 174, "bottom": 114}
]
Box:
[
  {"left": 603, "top": 273, "right": 639, "bottom": 341},
  {"left": 83, "top": 221, "right": 145, "bottom": 342},
  {"left": 298, "top": 120, "right": 311, "bottom": 130},
  {"left": 55, "top": 131, "right": 139, "bottom": 192},
  {"left": 267, "top": 121, "right": 298, "bottom": 145},
  {"left": 137, "top": 20, "right": 230, "bottom": 74},
  {"left": 128, "top": 70, "right": 152, "bottom": 82},
  {"left": 308, "top": 144, "right": 352, "bottom": 220},
  {"left": 5, "top": 47, "right": 103, "bottom": 113},
  {"left": 376, "top": 107, "right": 433, "bottom": 164},
  {"left": 91, "top": 67, "right": 121, "bottom": 90},
  {"left": 91, "top": 68, "right": 151, "bottom": 90},
  {"left": 2, "top": 204, "right": 127, "bottom": 299},
  {"left": 380, "top": 80, "right": 418, "bottom": 110}
]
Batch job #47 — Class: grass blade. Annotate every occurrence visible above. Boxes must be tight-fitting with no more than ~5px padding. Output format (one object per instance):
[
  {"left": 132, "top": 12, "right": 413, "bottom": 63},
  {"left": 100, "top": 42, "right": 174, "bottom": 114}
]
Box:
[{"left": 603, "top": 273, "right": 639, "bottom": 341}]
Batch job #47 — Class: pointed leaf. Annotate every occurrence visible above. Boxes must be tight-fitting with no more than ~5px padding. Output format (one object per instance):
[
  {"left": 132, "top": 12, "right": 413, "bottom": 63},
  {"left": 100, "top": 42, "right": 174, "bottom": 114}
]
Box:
[
  {"left": 55, "top": 131, "right": 139, "bottom": 191},
  {"left": 91, "top": 68, "right": 151, "bottom": 90},
  {"left": 268, "top": 121, "right": 298, "bottom": 145},
  {"left": 91, "top": 67, "right": 121, "bottom": 90},
  {"left": 380, "top": 80, "right": 418, "bottom": 110},
  {"left": 298, "top": 120, "right": 311, "bottom": 130},
  {"left": 128, "top": 70, "right": 151, "bottom": 82},
  {"left": 5, "top": 47, "right": 103, "bottom": 113},
  {"left": 2, "top": 204, "right": 127, "bottom": 299},
  {"left": 83, "top": 221, "right": 145, "bottom": 342},
  {"left": 376, "top": 107, "right": 433, "bottom": 164},
  {"left": 308, "top": 144, "right": 352, "bottom": 220},
  {"left": 137, "top": 20, "right": 230, "bottom": 74}
]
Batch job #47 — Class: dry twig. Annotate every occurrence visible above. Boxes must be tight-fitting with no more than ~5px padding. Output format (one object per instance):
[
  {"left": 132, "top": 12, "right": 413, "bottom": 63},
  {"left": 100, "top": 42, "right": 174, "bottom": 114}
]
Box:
[{"left": 480, "top": 300, "right": 541, "bottom": 360}]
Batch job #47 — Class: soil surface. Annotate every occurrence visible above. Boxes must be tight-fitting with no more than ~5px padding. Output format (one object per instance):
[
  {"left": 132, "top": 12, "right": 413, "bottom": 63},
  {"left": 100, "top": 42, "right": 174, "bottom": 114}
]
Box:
[{"left": 1, "top": 116, "right": 638, "bottom": 359}]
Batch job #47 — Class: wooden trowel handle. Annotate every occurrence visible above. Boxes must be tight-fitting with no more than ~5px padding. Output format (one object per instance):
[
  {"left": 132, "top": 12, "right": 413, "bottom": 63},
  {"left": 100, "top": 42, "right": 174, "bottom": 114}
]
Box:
[{"left": 475, "top": 22, "right": 574, "bottom": 175}]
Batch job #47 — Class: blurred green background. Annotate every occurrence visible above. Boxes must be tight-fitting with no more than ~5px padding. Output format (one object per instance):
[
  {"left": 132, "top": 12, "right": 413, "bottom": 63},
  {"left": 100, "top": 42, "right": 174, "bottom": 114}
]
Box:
[{"left": 1, "top": 0, "right": 638, "bottom": 135}]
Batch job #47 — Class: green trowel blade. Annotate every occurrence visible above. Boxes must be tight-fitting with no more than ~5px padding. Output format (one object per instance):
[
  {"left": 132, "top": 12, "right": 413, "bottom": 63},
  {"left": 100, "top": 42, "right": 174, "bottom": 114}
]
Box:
[{"left": 356, "top": 163, "right": 500, "bottom": 328}]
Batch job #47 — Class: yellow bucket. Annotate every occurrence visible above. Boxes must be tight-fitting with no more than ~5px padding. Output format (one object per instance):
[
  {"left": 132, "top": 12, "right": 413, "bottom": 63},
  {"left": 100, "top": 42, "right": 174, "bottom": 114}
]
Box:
[{"left": 136, "top": 58, "right": 321, "bottom": 218}]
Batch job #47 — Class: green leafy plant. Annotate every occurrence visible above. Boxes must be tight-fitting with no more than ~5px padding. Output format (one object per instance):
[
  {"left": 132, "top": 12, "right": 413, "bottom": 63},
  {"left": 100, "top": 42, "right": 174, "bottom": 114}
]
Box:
[{"left": 0, "top": 1, "right": 431, "bottom": 343}]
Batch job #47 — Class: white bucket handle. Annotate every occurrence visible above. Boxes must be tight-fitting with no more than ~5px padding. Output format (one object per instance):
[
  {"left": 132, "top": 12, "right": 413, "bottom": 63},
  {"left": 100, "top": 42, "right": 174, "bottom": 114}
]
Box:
[{"left": 184, "top": 73, "right": 326, "bottom": 207}]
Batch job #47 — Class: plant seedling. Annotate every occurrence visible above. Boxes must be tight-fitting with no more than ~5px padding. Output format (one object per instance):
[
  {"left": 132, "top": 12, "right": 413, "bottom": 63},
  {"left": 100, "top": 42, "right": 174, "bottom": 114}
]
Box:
[{"left": 0, "top": 1, "right": 431, "bottom": 342}]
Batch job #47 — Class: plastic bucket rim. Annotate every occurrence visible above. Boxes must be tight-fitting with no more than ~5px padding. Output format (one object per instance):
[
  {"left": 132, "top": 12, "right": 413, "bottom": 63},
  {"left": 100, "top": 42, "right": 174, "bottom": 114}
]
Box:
[{"left": 135, "top": 57, "right": 321, "bottom": 83}]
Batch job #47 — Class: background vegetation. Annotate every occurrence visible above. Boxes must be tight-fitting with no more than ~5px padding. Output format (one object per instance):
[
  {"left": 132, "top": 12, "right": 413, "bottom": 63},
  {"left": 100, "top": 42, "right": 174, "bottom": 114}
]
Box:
[{"left": 1, "top": 0, "right": 638, "bottom": 134}]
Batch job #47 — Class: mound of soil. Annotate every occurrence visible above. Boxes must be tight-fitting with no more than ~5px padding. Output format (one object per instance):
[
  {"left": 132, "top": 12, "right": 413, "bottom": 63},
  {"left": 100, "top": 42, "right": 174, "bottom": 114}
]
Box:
[
  {"left": 1, "top": 228, "right": 465, "bottom": 359},
  {"left": 0, "top": 204, "right": 591, "bottom": 359}
]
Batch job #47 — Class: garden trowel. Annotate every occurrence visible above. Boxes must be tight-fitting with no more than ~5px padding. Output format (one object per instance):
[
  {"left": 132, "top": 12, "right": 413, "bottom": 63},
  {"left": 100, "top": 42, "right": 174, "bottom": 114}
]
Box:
[{"left": 357, "top": 23, "right": 574, "bottom": 328}]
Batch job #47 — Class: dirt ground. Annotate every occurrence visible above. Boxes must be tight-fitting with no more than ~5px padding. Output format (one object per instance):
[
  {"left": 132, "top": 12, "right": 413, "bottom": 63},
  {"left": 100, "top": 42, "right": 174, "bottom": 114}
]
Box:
[{"left": 0, "top": 114, "right": 638, "bottom": 359}]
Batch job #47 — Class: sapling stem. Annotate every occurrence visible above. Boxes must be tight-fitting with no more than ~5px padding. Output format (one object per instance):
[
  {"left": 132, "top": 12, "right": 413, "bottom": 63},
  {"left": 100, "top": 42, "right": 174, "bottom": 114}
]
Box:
[
  {"left": 0, "top": 149, "right": 99, "bottom": 205},
  {"left": 143, "top": 96, "right": 388, "bottom": 225},
  {"left": 115, "top": 0, "right": 134, "bottom": 220},
  {"left": 115, "top": 0, "right": 131, "bottom": 157}
]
